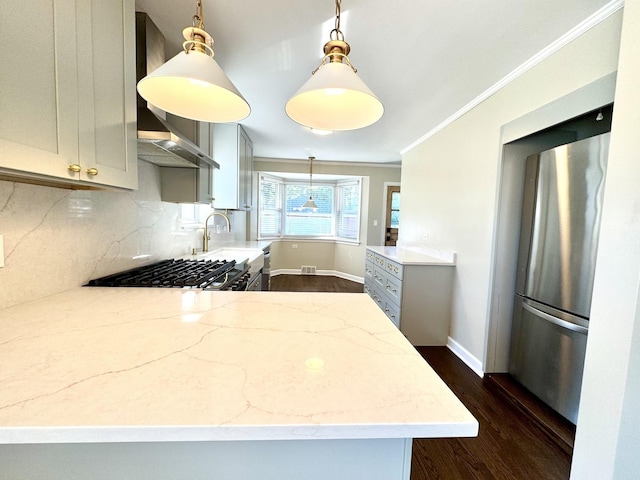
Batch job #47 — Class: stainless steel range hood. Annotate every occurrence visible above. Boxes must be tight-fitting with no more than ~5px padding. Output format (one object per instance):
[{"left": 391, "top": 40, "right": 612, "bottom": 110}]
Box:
[{"left": 136, "top": 12, "right": 219, "bottom": 169}]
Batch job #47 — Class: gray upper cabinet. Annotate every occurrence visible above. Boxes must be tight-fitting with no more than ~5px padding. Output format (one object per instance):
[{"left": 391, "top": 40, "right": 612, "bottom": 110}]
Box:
[
  {"left": 0, "top": 0, "right": 137, "bottom": 190},
  {"left": 213, "top": 124, "right": 253, "bottom": 210}
]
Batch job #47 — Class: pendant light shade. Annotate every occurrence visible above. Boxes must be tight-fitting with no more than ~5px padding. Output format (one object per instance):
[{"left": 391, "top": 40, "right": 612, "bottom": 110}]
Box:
[
  {"left": 136, "top": 1, "right": 250, "bottom": 123},
  {"left": 285, "top": 0, "right": 383, "bottom": 131},
  {"left": 286, "top": 62, "right": 383, "bottom": 131},
  {"left": 303, "top": 197, "right": 319, "bottom": 209}
]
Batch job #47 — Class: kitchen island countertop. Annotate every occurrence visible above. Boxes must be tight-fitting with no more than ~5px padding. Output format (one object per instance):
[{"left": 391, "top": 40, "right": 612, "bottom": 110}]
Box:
[{"left": 0, "top": 289, "right": 476, "bottom": 445}]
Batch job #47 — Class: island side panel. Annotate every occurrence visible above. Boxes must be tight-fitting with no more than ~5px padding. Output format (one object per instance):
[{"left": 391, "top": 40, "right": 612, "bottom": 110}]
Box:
[
  {"left": 0, "top": 438, "right": 413, "bottom": 480},
  {"left": 401, "top": 264, "right": 454, "bottom": 346}
]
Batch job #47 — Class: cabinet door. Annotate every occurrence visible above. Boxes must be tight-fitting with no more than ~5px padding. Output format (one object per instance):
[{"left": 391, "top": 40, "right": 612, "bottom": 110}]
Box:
[
  {"left": 213, "top": 124, "right": 240, "bottom": 209},
  {"left": 197, "top": 123, "right": 214, "bottom": 204},
  {"left": 77, "top": 0, "right": 137, "bottom": 189},
  {"left": 241, "top": 129, "right": 253, "bottom": 210},
  {"left": 213, "top": 124, "right": 253, "bottom": 210},
  {"left": 0, "top": 0, "right": 80, "bottom": 181}
]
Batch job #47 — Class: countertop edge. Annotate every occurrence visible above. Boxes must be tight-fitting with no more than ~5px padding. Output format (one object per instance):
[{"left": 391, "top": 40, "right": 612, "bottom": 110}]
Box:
[
  {"left": 366, "top": 245, "right": 456, "bottom": 266},
  {"left": 0, "top": 421, "right": 479, "bottom": 444}
]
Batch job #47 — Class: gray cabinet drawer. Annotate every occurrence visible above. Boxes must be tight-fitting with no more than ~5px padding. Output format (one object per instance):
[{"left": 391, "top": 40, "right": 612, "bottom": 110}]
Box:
[
  {"left": 373, "top": 253, "right": 386, "bottom": 269},
  {"left": 384, "top": 299, "right": 401, "bottom": 328},
  {"left": 364, "top": 279, "right": 374, "bottom": 298},
  {"left": 364, "top": 280, "right": 372, "bottom": 296},
  {"left": 384, "top": 275, "right": 402, "bottom": 304},
  {"left": 364, "top": 261, "right": 374, "bottom": 282},
  {"left": 385, "top": 258, "right": 403, "bottom": 280},
  {"left": 373, "top": 266, "right": 386, "bottom": 289},
  {"left": 370, "top": 288, "right": 385, "bottom": 310},
  {"left": 366, "top": 249, "right": 375, "bottom": 262}
]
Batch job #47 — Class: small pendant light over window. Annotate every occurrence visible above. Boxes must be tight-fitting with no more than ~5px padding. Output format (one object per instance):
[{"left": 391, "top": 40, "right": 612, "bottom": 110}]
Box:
[
  {"left": 137, "top": 0, "right": 250, "bottom": 123},
  {"left": 285, "top": 0, "right": 383, "bottom": 131},
  {"left": 303, "top": 156, "right": 319, "bottom": 209}
]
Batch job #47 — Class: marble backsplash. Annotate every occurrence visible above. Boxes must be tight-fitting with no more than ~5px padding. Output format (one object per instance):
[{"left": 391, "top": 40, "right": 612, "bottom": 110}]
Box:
[{"left": 0, "top": 161, "right": 235, "bottom": 309}]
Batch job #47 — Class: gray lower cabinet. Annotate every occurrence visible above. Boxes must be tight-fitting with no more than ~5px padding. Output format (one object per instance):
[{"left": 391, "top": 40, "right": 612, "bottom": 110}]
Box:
[{"left": 364, "top": 248, "right": 454, "bottom": 346}]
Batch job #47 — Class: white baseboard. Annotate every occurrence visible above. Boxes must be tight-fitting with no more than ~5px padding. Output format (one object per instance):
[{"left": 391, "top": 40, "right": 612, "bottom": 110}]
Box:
[
  {"left": 271, "top": 269, "right": 364, "bottom": 284},
  {"left": 447, "top": 337, "right": 485, "bottom": 378}
]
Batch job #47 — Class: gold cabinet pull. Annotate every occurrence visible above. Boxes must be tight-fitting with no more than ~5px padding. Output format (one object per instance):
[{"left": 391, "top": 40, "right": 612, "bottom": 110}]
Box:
[
  {"left": 68, "top": 164, "right": 81, "bottom": 173},
  {"left": 86, "top": 167, "right": 99, "bottom": 176}
]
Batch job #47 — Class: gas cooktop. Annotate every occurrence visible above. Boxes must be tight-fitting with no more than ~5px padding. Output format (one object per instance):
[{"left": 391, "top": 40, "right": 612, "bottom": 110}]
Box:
[{"left": 85, "top": 258, "right": 251, "bottom": 291}]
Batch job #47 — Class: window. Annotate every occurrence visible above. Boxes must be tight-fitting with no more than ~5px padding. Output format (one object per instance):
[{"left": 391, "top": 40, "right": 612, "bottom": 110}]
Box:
[
  {"left": 336, "top": 180, "right": 361, "bottom": 240},
  {"left": 390, "top": 191, "right": 400, "bottom": 228},
  {"left": 259, "top": 173, "right": 361, "bottom": 242},
  {"left": 259, "top": 175, "right": 282, "bottom": 237},
  {"left": 285, "top": 184, "right": 334, "bottom": 236}
]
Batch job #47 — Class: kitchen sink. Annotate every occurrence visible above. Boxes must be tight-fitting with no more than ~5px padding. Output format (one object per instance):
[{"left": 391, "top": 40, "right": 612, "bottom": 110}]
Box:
[
  {"left": 204, "top": 248, "right": 262, "bottom": 263},
  {"left": 202, "top": 248, "right": 265, "bottom": 275}
]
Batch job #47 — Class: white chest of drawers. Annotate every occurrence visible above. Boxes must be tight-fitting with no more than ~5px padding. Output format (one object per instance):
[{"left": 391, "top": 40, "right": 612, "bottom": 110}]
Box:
[{"left": 364, "top": 247, "right": 455, "bottom": 346}]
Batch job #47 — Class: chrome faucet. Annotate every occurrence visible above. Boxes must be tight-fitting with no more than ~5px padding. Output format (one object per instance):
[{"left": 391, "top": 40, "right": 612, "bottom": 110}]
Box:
[{"left": 203, "top": 211, "right": 231, "bottom": 252}]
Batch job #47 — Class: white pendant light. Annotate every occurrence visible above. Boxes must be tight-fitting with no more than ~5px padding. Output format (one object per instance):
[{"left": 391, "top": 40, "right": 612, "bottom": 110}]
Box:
[
  {"left": 137, "top": 1, "right": 250, "bottom": 123},
  {"left": 286, "top": 0, "right": 383, "bottom": 131},
  {"left": 303, "top": 156, "right": 319, "bottom": 209}
]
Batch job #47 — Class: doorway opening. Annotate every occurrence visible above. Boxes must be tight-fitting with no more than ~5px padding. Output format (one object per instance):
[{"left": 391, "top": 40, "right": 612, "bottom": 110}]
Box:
[{"left": 385, "top": 185, "right": 400, "bottom": 246}]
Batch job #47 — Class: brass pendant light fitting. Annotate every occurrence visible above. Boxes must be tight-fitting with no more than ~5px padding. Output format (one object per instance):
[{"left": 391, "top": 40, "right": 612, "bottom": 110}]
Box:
[
  {"left": 182, "top": 0, "right": 214, "bottom": 57},
  {"left": 285, "top": 0, "right": 383, "bottom": 131},
  {"left": 313, "top": 0, "right": 355, "bottom": 74}
]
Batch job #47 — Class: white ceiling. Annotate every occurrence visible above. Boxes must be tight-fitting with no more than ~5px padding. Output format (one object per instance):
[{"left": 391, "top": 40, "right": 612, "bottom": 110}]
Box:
[{"left": 135, "top": 0, "right": 613, "bottom": 164}]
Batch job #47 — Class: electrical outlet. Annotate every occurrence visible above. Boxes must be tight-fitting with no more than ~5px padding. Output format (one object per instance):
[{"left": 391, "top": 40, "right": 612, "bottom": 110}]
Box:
[
  {"left": 373, "top": 220, "right": 378, "bottom": 227},
  {"left": 0, "top": 234, "right": 4, "bottom": 268},
  {"left": 292, "top": 244, "right": 298, "bottom": 249}
]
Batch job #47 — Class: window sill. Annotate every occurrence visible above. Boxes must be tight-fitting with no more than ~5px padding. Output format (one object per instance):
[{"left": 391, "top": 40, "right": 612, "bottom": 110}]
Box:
[{"left": 259, "top": 237, "right": 360, "bottom": 246}]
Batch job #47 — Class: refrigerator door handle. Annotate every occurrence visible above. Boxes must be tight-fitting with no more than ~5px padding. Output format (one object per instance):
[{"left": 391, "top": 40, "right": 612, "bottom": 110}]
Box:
[{"left": 522, "top": 302, "right": 588, "bottom": 334}]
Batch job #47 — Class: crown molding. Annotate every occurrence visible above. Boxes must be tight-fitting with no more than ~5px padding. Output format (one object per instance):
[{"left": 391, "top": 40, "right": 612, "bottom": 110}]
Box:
[{"left": 401, "top": 0, "right": 624, "bottom": 155}]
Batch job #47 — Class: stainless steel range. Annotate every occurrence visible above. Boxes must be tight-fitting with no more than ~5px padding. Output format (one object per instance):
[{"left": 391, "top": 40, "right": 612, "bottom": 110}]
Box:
[{"left": 85, "top": 258, "right": 253, "bottom": 291}]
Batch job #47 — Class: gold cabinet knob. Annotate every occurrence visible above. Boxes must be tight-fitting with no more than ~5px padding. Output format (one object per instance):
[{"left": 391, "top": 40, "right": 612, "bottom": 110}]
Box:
[
  {"left": 86, "top": 167, "right": 99, "bottom": 176},
  {"left": 68, "top": 164, "right": 81, "bottom": 173}
]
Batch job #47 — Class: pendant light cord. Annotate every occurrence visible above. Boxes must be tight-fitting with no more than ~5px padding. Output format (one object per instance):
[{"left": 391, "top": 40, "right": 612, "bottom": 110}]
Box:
[
  {"left": 193, "top": 0, "right": 204, "bottom": 29},
  {"left": 330, "top": 0, "right": 344, "bottom": 41}
]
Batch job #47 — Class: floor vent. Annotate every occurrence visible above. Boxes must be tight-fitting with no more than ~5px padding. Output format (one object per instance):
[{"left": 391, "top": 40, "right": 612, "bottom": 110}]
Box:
[{"left": 301, "top": 266, "right": 317, "bottom": 275}]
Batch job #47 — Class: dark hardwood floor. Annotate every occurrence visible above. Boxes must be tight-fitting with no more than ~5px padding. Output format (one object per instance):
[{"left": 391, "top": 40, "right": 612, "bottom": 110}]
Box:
[
  {"left": 269, "top": 274, "right": 573, "bottom": 479},
  {"left": 270, "top": 274, "right": 364, "bottom": 293},
  {"left": 413, "top": 347, "right": 572, "bottom": 480}
]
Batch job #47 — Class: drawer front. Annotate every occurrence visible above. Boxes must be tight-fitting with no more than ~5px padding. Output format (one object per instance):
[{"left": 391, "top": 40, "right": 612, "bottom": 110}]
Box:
[
  {"left": 384, "top": 299, "right": 401, "bottom": 328},
  {"left": 364, "top": 278, "right": 374, "bottom": 298},
  {"left": 370, "top": 288, "right": 385, "bottom": 310},
  {"left": 366, "top": 249, "right": 375, "bottom": 262},
  {"left": 373, "top": 266, "right": 386, "bottom": 289},
  {"left": 384, "top": 275, "right": 402, "bottom": 304},
  {"left": 364, "top": 260, "right": 374, "bottom": 281},
  {"left": 385, "top": 258, "right": 403, "bottom": 280},
  {"left": 374, "top": 253, "right": 386, "bottom": 269}
]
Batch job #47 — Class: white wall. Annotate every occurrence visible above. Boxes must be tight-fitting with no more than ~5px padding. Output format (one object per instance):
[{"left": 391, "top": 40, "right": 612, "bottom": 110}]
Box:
[
  {"left": 402, "top": 3, "right": 640, "bottom": 476},
  {"left": 571, "top": 0, "right": 640, "bottom": 477},
  {"left": 401, "top": 11, "right": 622, "bottom": 365}
]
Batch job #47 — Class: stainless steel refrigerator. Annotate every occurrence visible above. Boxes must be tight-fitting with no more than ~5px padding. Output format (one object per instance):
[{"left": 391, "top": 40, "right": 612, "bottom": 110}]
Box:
[{"left": 509, "top": 132, "right": 610, "bottom": 424}]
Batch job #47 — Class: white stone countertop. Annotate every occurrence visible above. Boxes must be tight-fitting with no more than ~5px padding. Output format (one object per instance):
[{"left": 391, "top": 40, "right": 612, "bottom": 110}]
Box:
[
  {"left": 0, "top": 289, "right": 477, "bottom": 444},
  {"left": 366, "top": 245, "right": 456, "bottom": 266}
]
